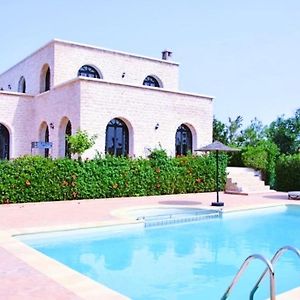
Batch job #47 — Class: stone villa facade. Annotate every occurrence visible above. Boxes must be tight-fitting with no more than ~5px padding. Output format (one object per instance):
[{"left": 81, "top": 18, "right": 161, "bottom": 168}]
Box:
[{"left": 0, "top": 39, "right": 213, "bottom": 160}]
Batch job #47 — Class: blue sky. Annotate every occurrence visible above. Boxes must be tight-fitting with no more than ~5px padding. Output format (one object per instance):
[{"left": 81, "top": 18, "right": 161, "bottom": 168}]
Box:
[{"left": 1, "top": 0, "right": 299, "bottom": 126}]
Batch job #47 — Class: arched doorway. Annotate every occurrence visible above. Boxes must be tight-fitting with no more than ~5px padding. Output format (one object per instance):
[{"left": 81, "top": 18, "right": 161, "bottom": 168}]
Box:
[
  {"left": 65, "top": 120, "right": 72, "bottom": 158},
  {"left": 105, "top": 118, "right": 129, "bottom": 156},
  {"left": 175, "top": 124, "right": 192, "bottom": 156},
  {"left": 0, "top": 124, "right": 9, "bottom": 160},
  {"left": 44, "top": 126, "right": 49, "bottom": 157},
  {"left": 39, "top": 122, "right": 50, "bottom": 158}
]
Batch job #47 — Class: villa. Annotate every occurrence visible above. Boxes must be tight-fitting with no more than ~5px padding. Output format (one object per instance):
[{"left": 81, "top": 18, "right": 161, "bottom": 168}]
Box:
[{"left": 0, "top": 39, "right": 213, "bottom": 160}]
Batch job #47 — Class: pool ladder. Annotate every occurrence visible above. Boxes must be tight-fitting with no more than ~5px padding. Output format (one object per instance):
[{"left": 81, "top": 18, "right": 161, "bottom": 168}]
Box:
[{"left": 221, "top": 245, "right": 300, "bottom": 300}]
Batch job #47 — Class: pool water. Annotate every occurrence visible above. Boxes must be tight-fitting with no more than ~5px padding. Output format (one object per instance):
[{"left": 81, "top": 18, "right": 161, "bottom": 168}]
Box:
[{"left": 18, "top": 205, "right": 300, "bottom": 299}]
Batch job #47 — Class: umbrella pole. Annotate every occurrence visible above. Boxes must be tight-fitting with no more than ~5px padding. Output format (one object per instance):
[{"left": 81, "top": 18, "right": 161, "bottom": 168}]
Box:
[{"left": 212, "top": 150, "right": 224, "bottom": 207}]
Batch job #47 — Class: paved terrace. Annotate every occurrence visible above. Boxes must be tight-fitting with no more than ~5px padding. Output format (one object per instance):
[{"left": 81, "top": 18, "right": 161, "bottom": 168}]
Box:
[{"left": 0, "top": 191, "right": 299, "bottom": 299}]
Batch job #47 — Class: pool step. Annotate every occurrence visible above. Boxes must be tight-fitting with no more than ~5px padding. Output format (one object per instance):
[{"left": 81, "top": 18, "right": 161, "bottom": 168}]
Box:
[{"left": 143, "top": 212, "right": 221, "bottom": 228}]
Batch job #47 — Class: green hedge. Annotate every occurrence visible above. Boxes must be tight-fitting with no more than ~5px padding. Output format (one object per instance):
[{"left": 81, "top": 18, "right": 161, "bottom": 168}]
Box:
[
  {"left": 275, "top": 153, "right": 300, "bottom": 191},
  {"left": 241, "top": 141, "right": 279, "bottom": 188},
  {"left": 0, "top": 153, "right": 227, "bottom": 203}
]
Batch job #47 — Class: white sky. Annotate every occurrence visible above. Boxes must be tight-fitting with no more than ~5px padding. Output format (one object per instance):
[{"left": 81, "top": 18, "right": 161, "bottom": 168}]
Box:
[{"left": 0, "top": 0, "right": 299, "bottom": 126}]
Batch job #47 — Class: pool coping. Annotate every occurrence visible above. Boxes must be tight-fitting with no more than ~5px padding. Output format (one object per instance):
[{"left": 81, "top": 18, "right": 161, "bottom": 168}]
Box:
[
  {"left": 0, "top": 223, "right": 132, "bottom": 300},
  {"left": 1, "top": 195, "right": 300, "bottom": 299}
]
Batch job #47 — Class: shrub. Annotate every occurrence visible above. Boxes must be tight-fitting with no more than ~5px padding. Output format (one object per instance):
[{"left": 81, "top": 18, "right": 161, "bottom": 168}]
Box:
[
  {"left": 241, "top": 140, "right": 279, "bottom": 188},
  {"left": 0, "top": 153, "right": 228, "bottom": 203},
  {"left": 67, "top": 130, "right": 97, "bottom": 161},
  {"left": 0, "top": 156, "right": 80, "bottom": 203},
  {"left": 275, "top": 153, "right": 300, "bottom": 191},
  {"left": 228, "top": 151, "right": 244, "bottom": 167}
]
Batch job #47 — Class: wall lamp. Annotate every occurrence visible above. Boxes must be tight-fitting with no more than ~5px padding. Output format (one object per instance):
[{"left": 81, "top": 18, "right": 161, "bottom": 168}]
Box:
[
  {"left": 50, "top": 122, "right": 55, "bottom": 130},
  {"left": 155, "top": 123, "right": 159, "bottom": 130}
]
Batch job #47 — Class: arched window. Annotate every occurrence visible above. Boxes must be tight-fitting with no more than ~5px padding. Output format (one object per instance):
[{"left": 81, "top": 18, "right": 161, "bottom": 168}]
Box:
[
  {"left": 0, "top": 124, "right": 9, "bottom": 160},
  {"left": 45, "top": 68, "right": 50, "bottom": 91},
  {"left": 175, "top": 124, "right": 192, "bottom": 156},
  {"left": 18, "top": 76, "right": 26, "bottom": 93},
  {"left": 65, "top": 120, "right": 72, "bottom": 158},
  {"left": 105, "top": 118, "right": 129, "bottom": 156},
  {"left": 143, "top": 76, "right": 160, "bottom": 87},
  {"left": 78, "top": 65, "right": 101, "bottom": 78},
  {"left": 40, "top": 65, "right": 51, "bottom": 92}
]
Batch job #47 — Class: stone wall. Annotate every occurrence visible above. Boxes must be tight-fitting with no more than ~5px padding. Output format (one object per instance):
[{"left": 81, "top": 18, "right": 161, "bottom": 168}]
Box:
[
  {"left": 0, "top": 39, "right": 213, "bottom": 159},
  {"left": 53, "top": 40, "right": 179, "bottom": 90},
  {"left": 79, "top": 78, "right": 212, "bottom": 158},
  {"left": 0, "top": 39, "right": 179, "bottom": 95},
  {"left": 0, "top": 92, "right": 34, "bottom": 158},
  {"left": 0, "top": 43, "right": 54, "bottom": 95},
  {"left": 32, "top": 79, "right": 81, "bottom": 158}
]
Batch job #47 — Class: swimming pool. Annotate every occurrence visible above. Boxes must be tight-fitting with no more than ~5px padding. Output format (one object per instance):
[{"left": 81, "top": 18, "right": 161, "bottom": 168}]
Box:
[{"left": 18, "top": 205, "right": 300, "bottom": 299}]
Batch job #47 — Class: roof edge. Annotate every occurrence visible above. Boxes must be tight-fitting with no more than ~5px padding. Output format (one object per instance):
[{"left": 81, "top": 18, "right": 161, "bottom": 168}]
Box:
[
  {"left": 0, "top": 40, "right": 55, "bottom": 76},
  {"left": 52, "top": 38, "right": 179, "bottom": 65},
  {"left": 0, "top": 38, "right": 179, "bottom": 76},
  {"left": 41, "top": 76, "right": 214, "bottom": 101}
]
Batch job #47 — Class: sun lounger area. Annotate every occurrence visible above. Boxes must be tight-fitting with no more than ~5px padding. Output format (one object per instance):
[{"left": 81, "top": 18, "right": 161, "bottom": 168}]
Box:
[{"left": 288, "top": 191, "right": 300, "bottom": 200}]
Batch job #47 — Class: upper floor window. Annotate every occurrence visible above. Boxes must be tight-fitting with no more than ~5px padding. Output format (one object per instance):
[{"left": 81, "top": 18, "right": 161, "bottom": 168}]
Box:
[
  {"left": 78, "top": 65, "right": 101, "bottom": 79},
  {"left": 40, "top": 64, "right": 51, "bottom": 92},
  {"left": 143, "top": 76, "right": 161, "bottom": 87},
  {"left": 45, "top": 68, "right": 50, "bottom": 91},
  {"left": 175, "top": 124, "right": 192, "bottom": 156},
  {"left": 18, "top": 76, "right": 26, "bottom": 93}
]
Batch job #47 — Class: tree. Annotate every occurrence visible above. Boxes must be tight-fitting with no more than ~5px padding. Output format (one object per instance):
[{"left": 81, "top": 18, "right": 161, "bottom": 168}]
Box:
[
  {"left": 267, "top": 108, "right": 300, "bottom": 154},
  {"left": 213, "top": 117, "right": 228, "bottom": 144},
  {"left": 237, "top": 118, "right": 267, "bottom": 146},
  {"left": 227, "top": 116, "right": 243, "bottom": 145},
  {"left": 67, "top": 130, "right": 97, "bottom": 161},
  {"left": 213, "top": 115, "right": 244, "bottom": 145}
]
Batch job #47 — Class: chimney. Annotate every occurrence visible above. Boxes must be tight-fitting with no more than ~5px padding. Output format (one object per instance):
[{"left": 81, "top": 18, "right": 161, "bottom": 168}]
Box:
[{"left": 161, "top": 49, "right": 172, "bottom": 60}]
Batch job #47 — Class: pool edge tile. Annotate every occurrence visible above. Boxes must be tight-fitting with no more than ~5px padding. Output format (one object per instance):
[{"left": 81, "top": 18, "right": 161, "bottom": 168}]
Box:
[{"left": 0, "top": 232, "right": 130, "bottom": 300}]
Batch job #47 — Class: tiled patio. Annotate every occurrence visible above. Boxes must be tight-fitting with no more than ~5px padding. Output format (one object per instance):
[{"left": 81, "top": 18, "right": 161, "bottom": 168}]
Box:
[{"left": 0, "top": 191, "right": 298, "bottom": 299}]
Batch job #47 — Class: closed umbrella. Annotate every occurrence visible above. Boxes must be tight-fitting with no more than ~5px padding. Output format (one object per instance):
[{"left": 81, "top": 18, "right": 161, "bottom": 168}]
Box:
[{"left": 196, "top": 141, "right": 240, "bottom": 206}]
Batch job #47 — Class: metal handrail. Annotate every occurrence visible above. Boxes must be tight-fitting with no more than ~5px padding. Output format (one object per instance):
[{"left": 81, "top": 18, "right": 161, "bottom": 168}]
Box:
[
  {"left": 220, "top": 254, "right": 275, "bottom": 300},
  {"left": 250, "top": 245, "right": 300, "bottom": 300}
]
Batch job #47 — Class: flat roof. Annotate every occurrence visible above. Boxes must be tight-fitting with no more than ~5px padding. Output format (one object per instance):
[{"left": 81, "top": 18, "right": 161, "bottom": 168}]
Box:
[{"left": 0, "top": 38, "right": 179, "bottom": 77}]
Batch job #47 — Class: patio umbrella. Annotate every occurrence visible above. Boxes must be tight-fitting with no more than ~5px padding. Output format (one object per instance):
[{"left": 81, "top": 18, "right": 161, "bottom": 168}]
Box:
[{"left": 196, "top": 141, "right": 240, "bottom": 207}]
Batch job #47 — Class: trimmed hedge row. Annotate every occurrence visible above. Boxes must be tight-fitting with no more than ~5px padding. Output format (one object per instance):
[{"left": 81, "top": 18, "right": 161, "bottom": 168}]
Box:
[
  {"left": 0, "top": 152, "right": 227, "bottom": 203},
  {"left": 275, "top": 153, "right": 300, "bottom": 191}
]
